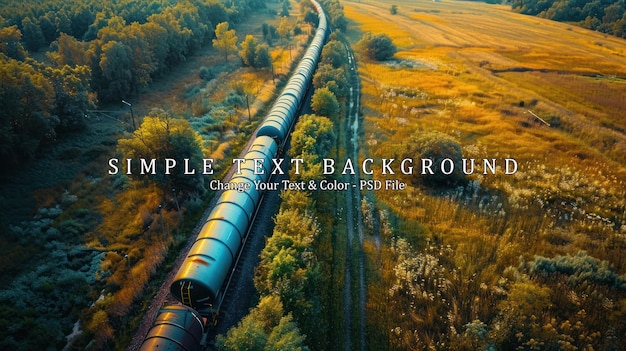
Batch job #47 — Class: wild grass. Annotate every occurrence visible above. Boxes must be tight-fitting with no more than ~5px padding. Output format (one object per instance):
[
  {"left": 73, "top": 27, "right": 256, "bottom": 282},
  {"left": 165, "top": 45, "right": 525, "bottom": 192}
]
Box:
[{"left": 345, "top": 0, "right": 626, "bottom": 349}]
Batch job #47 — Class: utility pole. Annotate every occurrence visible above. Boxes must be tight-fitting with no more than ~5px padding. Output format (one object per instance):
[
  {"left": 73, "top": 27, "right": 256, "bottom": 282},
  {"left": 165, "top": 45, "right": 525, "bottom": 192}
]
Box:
[
  {"left": 246, "top": 95, "right": 251, "bottom": 121},
  {"left": 122, "top": 100, "right": 136, "bottom": 130},
  {"left": 172, "top": 188, "right": 182, "bottom": 224},
  {"left": 125, "top": 254, "right": 136, "bottom": 288}
]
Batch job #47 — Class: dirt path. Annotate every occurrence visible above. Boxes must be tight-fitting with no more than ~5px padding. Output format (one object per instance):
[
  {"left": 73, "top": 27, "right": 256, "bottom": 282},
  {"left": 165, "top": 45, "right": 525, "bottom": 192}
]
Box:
[{"left": 342, "top": 40, "right": 367, "bottom": 351}]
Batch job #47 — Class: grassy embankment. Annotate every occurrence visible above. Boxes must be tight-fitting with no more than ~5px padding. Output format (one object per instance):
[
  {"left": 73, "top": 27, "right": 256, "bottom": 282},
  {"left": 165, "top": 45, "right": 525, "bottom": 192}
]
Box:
[{"left": 345, "top": 0, "right": 626, "bottom": 349}]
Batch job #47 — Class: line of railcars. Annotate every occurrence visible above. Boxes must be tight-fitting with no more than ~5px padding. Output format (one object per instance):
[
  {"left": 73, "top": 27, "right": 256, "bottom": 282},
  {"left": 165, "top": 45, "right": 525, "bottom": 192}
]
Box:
[{"left": 137, "top": 1, "right": 327, "bottom": 350}]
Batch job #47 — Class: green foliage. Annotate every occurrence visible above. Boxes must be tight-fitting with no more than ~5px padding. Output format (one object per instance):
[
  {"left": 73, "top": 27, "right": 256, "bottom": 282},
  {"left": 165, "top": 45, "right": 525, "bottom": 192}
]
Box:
[
  {"left": 199, "top": 66, "right": 214, "bottom": 80},
  {"left": 21, "top": 17, "right": 45, "bottom": 51},
  {"left": 239, "top": 34, "right": 258, "bottom": 66},
  {"left": 320, "top": 39, "right": 348, "bottom": 68},
  {"left": 512, "top": 0, "right": 626, "bottom": 38},
  {"left": 116, "top": 110, "right": 206, "bottom": 192},
  {"left": 289, "top": 114, "right": 335, "bottom": 182},
  {"left": 311, "top": 87, "right": 340, "bottom": 121},
  {"left": 0, "top": 235, "right": 103, "bottom": 351},
  {"left": 291, "top": 115, "right": 335, "bottom": 159},
  {"left": 0, "top": 25, "right": 27, "bottom": 60},
  {"left": 277, "top": 16, "right": 292, "bottom": 41},
  {"left": 0, "top": 0, "right": 243, "bottom": 105},
  {"left": 390, "top": 4, "right": 398, "bottom": 15},
  {"left": 269, "top": 24, "right": 279, "bottom": 41},
  {"left": 312, "top": 63, "right": 348, "bottom": 98},
  {"left": 248, "top": 189, "right": 327, "bottom": 349},
  {"left": 0, "top": 54, "right": 58, "bottom": 168},
  {"left": 320, "top": 0, "right": 347, "bottom": 32},
  {"left": 217, "top": 295, "right": 310, "bottom": 351},
  {"left": 254, "top": 44, "right": 272, "bottom": 69},
  {"left": 280, "top": 0, "right": 291, "bottom": 17},
  {"left": 357, "top": 32, "right": 396, "bottom": 61},
  {"left": 527, "top": 251, "right": 626, "bottom": 290},
  {"left": 46, "top": 64, "right": 97, "bottom": 133},
  {"left": 265, "top": 314, "right": 309, "bottom": 351}
]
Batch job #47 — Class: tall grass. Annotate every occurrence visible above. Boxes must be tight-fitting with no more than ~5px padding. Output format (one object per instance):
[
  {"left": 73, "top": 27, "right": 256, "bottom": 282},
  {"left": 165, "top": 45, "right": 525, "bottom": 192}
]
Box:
[{"left": 345, "top": 0, "right": 626, "bottom": 349}]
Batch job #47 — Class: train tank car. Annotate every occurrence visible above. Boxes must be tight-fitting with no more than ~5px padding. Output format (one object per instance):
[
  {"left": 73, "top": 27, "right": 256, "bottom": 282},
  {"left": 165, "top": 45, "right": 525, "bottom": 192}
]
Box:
[
  {"left": 170, "top": 136, "right": 277, "bottom": 308},
  {"left": 256, "top": 0, "right": 327, "bottom": 146},
  {"left": 138, "top": 305, "right": 204, "bottom": 351}
]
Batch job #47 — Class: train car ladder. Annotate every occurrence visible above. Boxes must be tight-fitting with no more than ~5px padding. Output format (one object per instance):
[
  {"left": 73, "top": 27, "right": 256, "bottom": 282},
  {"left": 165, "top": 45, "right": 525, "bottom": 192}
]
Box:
[{"left": 180, "top": 281, "right": 193, "bottom": 307}]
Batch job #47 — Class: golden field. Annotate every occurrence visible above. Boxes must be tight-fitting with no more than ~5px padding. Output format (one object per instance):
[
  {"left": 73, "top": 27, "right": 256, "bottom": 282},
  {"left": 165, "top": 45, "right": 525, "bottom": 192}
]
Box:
[
  {"left": 346, "top": 0, "right": 626, "bottom": 223},
  {"left": 344, "top": 0, "right": 626, "bottom": 349}
]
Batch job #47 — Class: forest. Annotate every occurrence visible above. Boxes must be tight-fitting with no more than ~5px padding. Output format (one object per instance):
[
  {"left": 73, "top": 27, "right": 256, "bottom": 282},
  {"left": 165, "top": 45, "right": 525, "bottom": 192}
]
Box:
[
  {"left": 511, "top": 0, "right": 626, "bottom": 37},
  {"left": 0, "top": 0, "right": 306, "bottom": 349},
  {"left": 0, "top": 0, "right": 256, "bottom": 169}
]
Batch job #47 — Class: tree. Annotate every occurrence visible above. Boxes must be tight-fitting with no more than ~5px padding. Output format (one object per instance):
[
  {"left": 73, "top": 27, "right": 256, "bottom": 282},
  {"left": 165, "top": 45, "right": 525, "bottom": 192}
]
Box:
[
  {"left": 213, "top": 22, "right": 238, "bottom": 61},
  {"left": 320, "top": 40, "right": 347, "bottom": 68},
  {"left": 217, "top": 295, "right": 310, "bottom": 351},
  {"left": 281, "top": 0, "right": 291, "bottom": 17},
  {"left": 98, "top": 40, "right": 133, "bottom": 101},
  {"left": 399, "top": 131, "right": 465, "bottom": 186},
  {"left": 254, "top": 44, "right": 272, "bottom": 69},
  {"left": 357, "top": 32, "right": 396, "bottom": 61},
  {"left": 147, "top": 10, "right": 192, "bottom": 66},
  {"left": 290, "top": 114, "right": 335, "bottom": 163},
  {"left": 48, "top": 33, "right": 90, "bottom": 67},
  {"left": 390, "top": 5, "right": 398, "bottom": 15},
  {"left": 239, "top": 34, "right": 258, "bottom": 66},
  {"left": 603, "top": 2, "right": 624, "bottom": 24},
  {"left": 21, "top": 17, "right": 45, "bottom": 51},
  {"left": 217, "top": 314, "right": 268, "bottom": 351},
  {"left": 289, "top": 114, "right": 334, "bottom": 182},
  {"left": 312, "top": 63, "right": 348, "bottom": 98},
  {"left": 0, "top": 25, "right": 27, "bottom": 60},
  {"left": 0, "top": 56, "right": 57, "bottom": 167},
  {"left": 266, "top": 314, "right": 310, "bottom": 351},
  {"left": 45, "top": 64, "right": 96, "bottom": 133},
  {"left": 116, "top": 110, "right": 205, "bottom": 192},
  {"left": 277, "top": 16, "right": 291, "bottom": 43},
  {"left": 138, "top": 21, "right": 170, "bottom": 76},
  {"left": 310, "top": 87, "right": 340, "bottom": 121}
]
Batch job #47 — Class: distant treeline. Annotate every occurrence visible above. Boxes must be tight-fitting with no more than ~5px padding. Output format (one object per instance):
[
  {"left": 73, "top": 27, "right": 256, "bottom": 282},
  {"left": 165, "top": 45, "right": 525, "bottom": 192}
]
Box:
[
  {"left": 0, "top": 0, "right": 264, "bottom": 169},
  {"left": 512, "top": 0, "right": 626, "bottom": 37}
]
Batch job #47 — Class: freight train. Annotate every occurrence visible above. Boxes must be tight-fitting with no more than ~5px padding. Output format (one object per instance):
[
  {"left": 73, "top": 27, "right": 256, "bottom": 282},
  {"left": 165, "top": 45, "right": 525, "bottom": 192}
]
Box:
[{"left": 137, "top": 1, "right": 328, "bottom": 350}]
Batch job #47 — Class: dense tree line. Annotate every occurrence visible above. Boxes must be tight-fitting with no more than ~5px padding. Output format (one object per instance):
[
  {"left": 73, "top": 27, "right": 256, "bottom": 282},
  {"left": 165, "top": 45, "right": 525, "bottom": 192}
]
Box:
[
  {"left": 0, "top": 50, "right": 95, "bottom": 167},
  {"left": 512, "top": 0, "right": 626, "bottom": 37},
  {"left": 0, "top": 0, "right": 265, "bottom": 171},
  {"left": 219, "top": 112, "right": 335, "bottom": 350},
  {"left": 219, "top": 16, "right": 350, "bottom": 347},
  {"left": 319, "top": 0, "right": 348, "bottom": 32}
]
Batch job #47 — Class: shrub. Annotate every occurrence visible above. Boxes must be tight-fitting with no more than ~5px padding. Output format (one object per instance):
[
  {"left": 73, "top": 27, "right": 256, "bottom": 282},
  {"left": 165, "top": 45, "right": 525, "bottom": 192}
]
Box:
[
  {"left": 199, "top": 66, "right": 214, "bottom": 80},
  {"left": 399, "top": 131, "right": 466, "bottom": 186},
  {"left": 357, "top": 32, "right": 396, "bottom": 61}
]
